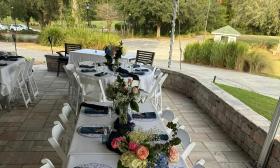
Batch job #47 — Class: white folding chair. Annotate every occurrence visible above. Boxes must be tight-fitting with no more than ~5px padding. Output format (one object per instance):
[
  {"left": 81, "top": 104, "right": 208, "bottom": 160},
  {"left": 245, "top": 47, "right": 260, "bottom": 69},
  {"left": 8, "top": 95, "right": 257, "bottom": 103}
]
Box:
[
  {"left": 48, "top": 121, "right": 67, "bottom": 167},
  {"left": 177, "top": 127, "right": 196, "bottom": 164},
  {"left": 154, "top": 73, "right": 168, "bottom": 112},
  {"left": 23, "top": 58, "right": 39, "bottom": 99},
  {"left": 59, "top": 103, "right": 76, "bottom": 132},
  {"left": 40, "top": 158, "right": 55, "bottom": 168},
  {"left": 140, "top": 72, "right": 164, "bottom": 103},
  {"left": 63, "top": 64, "right": 77, "bottom": 103},
  {"left": 59, "top": 103, "right": 72, "bottom": 127},
  {"left": 192, "top": 159, "right": 205, "bottom": 168},
  {"left": 14, "top": 61, "right": 31, "bottom": 108},
  {"left": 78, "top": 74, "right": 111, "bottom": 105}
]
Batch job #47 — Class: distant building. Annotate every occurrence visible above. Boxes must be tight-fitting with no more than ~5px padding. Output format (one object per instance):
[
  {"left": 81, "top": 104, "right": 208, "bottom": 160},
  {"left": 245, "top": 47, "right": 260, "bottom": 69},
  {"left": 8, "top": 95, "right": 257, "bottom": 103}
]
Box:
[{"left": 211, "top": 25, "right": 241, "bottom": 43}]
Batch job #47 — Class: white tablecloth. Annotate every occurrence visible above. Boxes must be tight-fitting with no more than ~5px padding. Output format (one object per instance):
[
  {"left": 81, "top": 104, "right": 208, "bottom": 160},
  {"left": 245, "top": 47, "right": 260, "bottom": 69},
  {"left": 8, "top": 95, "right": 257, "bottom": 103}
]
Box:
[
  {"left": 0, "top": 58, "right": 25, "bottom": 96},
  {"left": 77, "top": 63, "right": 155, "bottom": 93},
  {"left": 69, "top": 49, "right": 136, "bottom": 67},
  {"left": 67, "top": 101, "right": 187, "bottom": 168}
]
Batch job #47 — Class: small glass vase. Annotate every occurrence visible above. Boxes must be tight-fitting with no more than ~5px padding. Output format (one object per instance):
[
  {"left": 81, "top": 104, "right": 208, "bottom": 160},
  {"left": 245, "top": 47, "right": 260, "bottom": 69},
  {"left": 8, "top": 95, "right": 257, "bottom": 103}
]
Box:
[
  {"left": 114, "top": 103, "right": 135, "bottom": 135},
  {"left": 118, "top": 104, "right": 129, "bottom": 125}
]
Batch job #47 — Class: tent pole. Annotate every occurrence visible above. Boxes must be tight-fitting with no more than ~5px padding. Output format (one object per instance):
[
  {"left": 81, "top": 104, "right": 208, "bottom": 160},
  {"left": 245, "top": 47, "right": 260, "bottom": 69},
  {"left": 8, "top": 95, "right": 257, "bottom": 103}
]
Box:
[
  {"left": 257, "top": 98, "right": 280, "bottom": 168},
  {"left": 168, "top": 0, "right": 178, "bottom": 68}
]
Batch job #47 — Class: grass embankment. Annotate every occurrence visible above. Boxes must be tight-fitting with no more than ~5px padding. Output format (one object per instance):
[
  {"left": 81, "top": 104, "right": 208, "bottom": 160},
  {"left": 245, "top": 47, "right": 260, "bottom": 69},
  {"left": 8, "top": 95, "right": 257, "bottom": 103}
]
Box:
[{"left": 216, "top": 83, "right": 278, "bottom": 121}]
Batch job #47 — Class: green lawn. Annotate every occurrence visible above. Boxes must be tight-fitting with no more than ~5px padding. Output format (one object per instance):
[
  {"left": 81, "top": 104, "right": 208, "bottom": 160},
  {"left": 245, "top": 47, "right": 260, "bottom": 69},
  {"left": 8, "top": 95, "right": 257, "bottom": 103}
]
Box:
[{"left": 216, "top": 83, "right": 278, "bottom": 121}]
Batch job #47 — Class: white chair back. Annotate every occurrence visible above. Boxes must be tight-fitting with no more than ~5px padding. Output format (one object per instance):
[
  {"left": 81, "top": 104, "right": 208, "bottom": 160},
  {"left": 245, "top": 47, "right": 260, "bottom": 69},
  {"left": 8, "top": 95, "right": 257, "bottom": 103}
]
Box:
[
  {"left": 79, "top": 74, "right": 106, "bottom": 103},
  {"left": 160, "top": 110, "right": 175, "bottom": 121},
  {"left": 192, "top": 159, "right": 205, "bottom": 168},
  {"left": 145, "top": 72, "right": 164, "bottom": 101},
  {"left": 48, "top": 121, "right": 67, "bottom": 165},
  {"left": 177, "top": 128, "right": 196, "bottom": 160},
  {"left": 59, "top": 103, "right": 72, "bottom": 125},
  {"left": 40, "top": 158, "right": 55, "bottom": 168}
]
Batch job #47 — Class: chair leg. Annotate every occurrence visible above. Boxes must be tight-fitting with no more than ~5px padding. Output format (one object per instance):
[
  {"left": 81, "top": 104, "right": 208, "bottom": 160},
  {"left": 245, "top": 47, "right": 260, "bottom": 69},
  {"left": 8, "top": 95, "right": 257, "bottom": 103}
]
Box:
[{"left": 57, "top": 62, "right": 61, "bottom": 77}]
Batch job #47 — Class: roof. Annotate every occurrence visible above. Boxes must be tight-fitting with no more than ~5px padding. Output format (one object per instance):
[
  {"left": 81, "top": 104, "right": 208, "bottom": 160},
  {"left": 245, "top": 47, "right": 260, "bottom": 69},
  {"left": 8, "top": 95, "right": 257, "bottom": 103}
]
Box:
[{"left": 211, "top": 25, "right": 241, "bottom": 36}]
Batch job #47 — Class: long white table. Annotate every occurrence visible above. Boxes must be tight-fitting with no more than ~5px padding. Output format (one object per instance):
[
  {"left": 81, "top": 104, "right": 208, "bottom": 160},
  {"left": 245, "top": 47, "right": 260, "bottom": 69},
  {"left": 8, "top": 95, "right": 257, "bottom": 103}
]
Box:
[
  {"left": 69, "top": 49, "right": 136, "bottom": 67},
  {"left": 67, "top": 101, "right": 187, "bottom": 168},
  {"left": 76, "top": 62, "right": 156, "bottom": 93}
]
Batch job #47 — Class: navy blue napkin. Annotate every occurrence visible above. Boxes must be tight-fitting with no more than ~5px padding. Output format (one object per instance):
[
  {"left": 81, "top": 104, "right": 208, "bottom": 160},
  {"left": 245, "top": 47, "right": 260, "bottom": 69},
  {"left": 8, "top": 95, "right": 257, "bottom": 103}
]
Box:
[
  {"left": 152, "top": 134, "right": 169, "bottom": 141},
  {"left": 0, "top": 63, "right": 7, "bottom": 66},
  {"left": 81, "top": 69, "right": 96, "bottom": 73},
  {"left": 135, "top": 69, "right": 149, "bottom": 72},
  {"left": 79, "top": 65, "right": 95, "bottom": 68},
  {"left": 95, "top": 72, "right": 107, "bottom": 77},
  {"left": 79, "top": 127, "right": 106, "bottom": 134},
  {"left": 132, "top": 112, "right": 157, "bottom": 119},
  {"left": 84, "top": 107, "right": 109, "bottom": 114},
  {"left": 131, "top": 71, "right": 145, "bottom": 75},
  {"left": 6, "top": 58, "right": 18, "bottom": 61},
  {"left": 81, "top": 102, "right": 109, "bottom": 114},
  {"left": 132, "top": 64, "right": 140, "bottom": 68}
]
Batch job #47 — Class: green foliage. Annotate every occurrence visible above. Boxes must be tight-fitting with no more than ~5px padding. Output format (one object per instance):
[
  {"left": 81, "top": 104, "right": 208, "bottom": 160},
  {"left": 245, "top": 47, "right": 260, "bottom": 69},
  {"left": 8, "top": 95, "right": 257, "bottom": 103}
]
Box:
[
  {"left": 230, "top": 0, "right": 280, "bottom": 35},
  {"left": 39, "top": 26, "right": 65, "bottom": 46},
  {"left": 216, "top": 83, "right": 278, "bottom": 121},
  {"left": 0, "top": 0, "right": 10, "bottom": 20},
  {"left": 238, "top": 35, "right": 280, "bottom": 49},
  {"left": 39, "top": 25, "right": 121, "bottom": 49},
  {"left": 238, "top": 52, "right": 269, "bottom": 73},
  {"left": 184, "top": 41, "right": 269, "bottom": 73}
]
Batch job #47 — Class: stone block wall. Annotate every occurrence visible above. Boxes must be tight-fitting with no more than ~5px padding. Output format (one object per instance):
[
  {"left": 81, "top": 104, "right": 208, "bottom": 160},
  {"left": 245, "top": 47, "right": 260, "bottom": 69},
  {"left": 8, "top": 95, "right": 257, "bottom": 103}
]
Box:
[{"left": 161, "top": 69, "right": 280, "bottom": 167}]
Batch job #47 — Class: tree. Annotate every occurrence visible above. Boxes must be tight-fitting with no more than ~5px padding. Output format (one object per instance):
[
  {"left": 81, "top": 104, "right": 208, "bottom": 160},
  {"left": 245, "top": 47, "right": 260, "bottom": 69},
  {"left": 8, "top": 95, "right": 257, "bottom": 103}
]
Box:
[
  {"left": 96, "top": 2, "right": 119, "bottom": 32},
  {"left": 10, "top": 0, "right": 38, "bottom": 29},
  {"left": 0, "top": 0, "right": 10, "bottom": 21},
  {"left": 33, "top": 0, "right": 62, "bottom": 27},
  {"left": 231, "top": 0, "right": 280, "bottom": 35}
]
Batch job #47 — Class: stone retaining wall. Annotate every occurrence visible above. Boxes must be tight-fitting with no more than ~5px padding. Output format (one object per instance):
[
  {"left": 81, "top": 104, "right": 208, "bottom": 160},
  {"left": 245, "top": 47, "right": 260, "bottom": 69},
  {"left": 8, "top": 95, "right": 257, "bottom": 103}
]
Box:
[{"left": 161, "top": 69, "right": 280, "bottom": 168}]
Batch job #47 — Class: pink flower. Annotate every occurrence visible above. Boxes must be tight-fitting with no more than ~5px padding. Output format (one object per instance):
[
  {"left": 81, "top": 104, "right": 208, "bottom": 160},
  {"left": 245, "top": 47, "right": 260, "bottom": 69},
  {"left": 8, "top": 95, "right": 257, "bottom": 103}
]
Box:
[
  {"left": 132, "top": 87, "right": 139, "bottom": 94},
  {"left": 111, "top": 137, "right": 125, "bottom": 149},
  {"left": 136, "top": 145, "right": 149, "bottom": 160},
  {"left": 128, "top": 141, "right": 139, "bottom": 152},
  {"left": 168, "top": 146, "right": 179, "bottom": 163}
]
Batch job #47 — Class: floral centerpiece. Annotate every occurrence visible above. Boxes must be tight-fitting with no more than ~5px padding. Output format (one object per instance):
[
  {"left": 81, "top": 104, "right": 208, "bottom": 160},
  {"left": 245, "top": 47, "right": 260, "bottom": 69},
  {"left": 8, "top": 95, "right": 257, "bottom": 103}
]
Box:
[
  {"left": 108, "top": 122, "right": 181, "bottom": 168},
  {"left": 104, "top": 41, "right": 123, "bottom": 69},
  {"left": 106, "top": 75, "right": 140, "bottom": 134}
]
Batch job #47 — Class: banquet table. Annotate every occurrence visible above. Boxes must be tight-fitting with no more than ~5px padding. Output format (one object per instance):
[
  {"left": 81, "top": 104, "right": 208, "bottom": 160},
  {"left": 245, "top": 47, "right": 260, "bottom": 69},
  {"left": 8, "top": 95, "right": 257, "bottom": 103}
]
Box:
[
  {"left": 69, "top": 49, "right": 136, "bottom": 67},
  {"left": 77, "top": 62, "right": 155, "bottom": 93},
  {"left": 67, "top": 101, "right": 187, "bottom": 168},
  {"left": 0, "top": 58, "right": 25, "bottom": 96}
]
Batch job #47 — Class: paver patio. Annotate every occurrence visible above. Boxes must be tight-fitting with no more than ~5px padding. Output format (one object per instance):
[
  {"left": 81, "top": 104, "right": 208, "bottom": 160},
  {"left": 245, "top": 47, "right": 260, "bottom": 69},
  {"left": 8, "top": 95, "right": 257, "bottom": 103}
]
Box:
[{"left": 0, "top": 65, "right": 252, "bottom": 168}]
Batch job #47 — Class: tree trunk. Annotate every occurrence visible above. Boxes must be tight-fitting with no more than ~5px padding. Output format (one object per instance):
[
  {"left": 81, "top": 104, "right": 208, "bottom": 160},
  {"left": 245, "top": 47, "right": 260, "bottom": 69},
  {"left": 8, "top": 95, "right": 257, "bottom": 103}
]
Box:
[
  {"left": 156, "top": 24, "right": 161, "bottom": 38},
  {"left": 72, "top": 0, "right": 79, "bottom": 24}
]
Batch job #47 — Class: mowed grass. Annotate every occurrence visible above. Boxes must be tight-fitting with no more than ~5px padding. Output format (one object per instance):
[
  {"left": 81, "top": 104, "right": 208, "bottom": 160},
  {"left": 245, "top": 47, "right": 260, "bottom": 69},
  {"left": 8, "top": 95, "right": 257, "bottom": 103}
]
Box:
[{"left": 216, "top": 83, "right": 278, "bottom": 121}]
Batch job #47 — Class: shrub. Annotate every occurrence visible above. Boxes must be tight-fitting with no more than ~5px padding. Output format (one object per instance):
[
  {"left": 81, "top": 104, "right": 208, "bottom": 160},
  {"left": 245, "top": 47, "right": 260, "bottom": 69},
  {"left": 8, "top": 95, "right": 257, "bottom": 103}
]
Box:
[
  {"left": 39, "top": 26, "right": 65, "bottom": 46},
  {"left": 238, "top": 51, "right": 269, "bottom": 73},
  {"left": 184, "top": 41, "right": 268, "bottom": 73},
  {"left": 238, "top": 35, "right": 279, "bottom": 49},
  {"left": 184, "top": 41, "right": 247, "bottom": 68},
  {"left": 39, "top": 25, "right": 121, "bottom": 49}
]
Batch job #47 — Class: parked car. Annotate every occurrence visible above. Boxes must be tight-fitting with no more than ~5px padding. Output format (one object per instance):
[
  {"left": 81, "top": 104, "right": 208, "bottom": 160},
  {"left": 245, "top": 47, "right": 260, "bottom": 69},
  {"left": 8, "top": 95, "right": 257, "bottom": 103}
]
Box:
[
  {"left": 9, "top": 24, "right": 28, "bottom": 31},
  {"left": 0, "top": 23, "right": 8, "bottom": 30}
]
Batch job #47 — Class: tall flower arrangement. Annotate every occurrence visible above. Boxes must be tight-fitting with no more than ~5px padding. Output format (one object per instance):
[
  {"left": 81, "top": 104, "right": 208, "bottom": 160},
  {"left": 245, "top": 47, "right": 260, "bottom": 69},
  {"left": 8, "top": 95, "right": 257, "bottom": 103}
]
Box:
[
  {"left": 106, "top": 76, "right": 140, "bottom": 125},
  {"left": 104, "top": 41, "right": 123, "bottom": 67}
]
